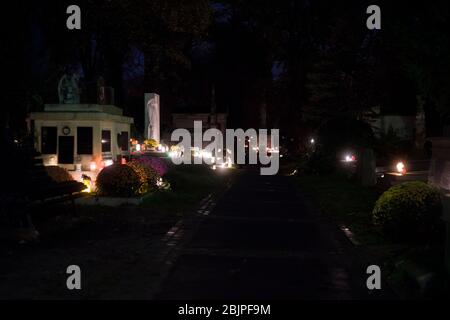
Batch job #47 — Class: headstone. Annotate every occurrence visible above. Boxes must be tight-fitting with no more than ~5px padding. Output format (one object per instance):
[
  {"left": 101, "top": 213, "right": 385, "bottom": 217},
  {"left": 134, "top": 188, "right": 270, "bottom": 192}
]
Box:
[
  {"left": 428, "top": 137, "right": 450, "bottom": 274},
  {"left": 415, "top": 113, "right": 426, "bottom": 150},
  {"left": 144, "top": 93, "right": 160, "bottom": 142},
  {"left": 428, "top": 138, "right": 450, "bottom": 190},
  {"left": 359, "top": 148, "right": 376, "bottom": 186}
]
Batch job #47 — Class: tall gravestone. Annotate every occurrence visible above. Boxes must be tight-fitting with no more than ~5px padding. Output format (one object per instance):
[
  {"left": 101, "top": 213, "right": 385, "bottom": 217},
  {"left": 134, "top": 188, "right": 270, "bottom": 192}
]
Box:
[
  {"left": 428, "top": 137, "right": 450, "bottom": 274},
  {"left": 415, "top": 105, "right": 426, "bottom": 149},
  {"left": 358, "top": 148, "right": 376, "bottom": 186},
  {"left": 144, "top": 93, "right": 160, "bottom": 142}
]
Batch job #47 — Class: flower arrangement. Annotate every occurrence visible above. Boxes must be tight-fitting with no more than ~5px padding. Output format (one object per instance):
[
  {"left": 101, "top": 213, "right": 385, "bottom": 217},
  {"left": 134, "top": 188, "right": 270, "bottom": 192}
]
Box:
[
  {"left": 144, "top": 139, "right": 159, "bottom": 149},
  {"left": 127, "top": 160, "right": 160, "bottom": 194},
  {"left": 45, "top": 166, "right": 73, "bottom": 183},
  {"left": 96, "top": 164, "right": 141, "bottom": 197},
  {"left": 137, "top": 156, "right": 169, "bottom": 177}
]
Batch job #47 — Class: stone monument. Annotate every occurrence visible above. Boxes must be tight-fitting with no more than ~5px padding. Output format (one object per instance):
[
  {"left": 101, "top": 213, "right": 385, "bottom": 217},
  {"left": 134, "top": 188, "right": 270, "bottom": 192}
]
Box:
[{"left": 144, "top": 93, "right": 160, "bottom": 142}]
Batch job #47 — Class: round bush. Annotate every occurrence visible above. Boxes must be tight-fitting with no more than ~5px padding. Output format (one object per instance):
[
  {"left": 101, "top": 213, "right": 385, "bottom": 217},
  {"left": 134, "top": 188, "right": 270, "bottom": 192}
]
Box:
[
  {"left": 127, "top": 160, "right": 159, "bottom": 194},
  {"left": 96, "top": 164, "right": 141, "bottom": 197},
  {"left": 372, "top": 181, "right": 442, "bottom": 240},
  {"left": 45, "top": 166, "right": 73, "bottom": 183}
]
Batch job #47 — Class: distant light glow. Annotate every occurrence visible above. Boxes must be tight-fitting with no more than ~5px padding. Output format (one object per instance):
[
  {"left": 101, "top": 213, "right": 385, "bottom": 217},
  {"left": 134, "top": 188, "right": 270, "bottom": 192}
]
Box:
[
  {"left": 396, "top": 161, "right": 406, "bottom": 174},
  {"left": 89, "top": 162, "right": 97, "bottom": 171},
  {"left": 169, "top": 151, "right": 177, "bottom": 158},
  {"left": 136, "top": 144, "right": 141, "bottom": 152},
  {"left": 200, "top": 150, "right": 212, "bottom": 159},
  {"left": 48, "top": 156, "right": 57, "bottom": 166},
  {"left": 219, "top": 157, "right": 233, "bottom": 169},
  {"left": 345, "top": 154, "right": 356, "bottom": 162}
]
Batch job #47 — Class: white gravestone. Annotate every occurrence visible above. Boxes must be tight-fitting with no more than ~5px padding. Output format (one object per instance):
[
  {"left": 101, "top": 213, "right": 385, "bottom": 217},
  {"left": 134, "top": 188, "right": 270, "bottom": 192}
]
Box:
[{"left": 144, "top": 93, "right": 160, "bottom": 142}]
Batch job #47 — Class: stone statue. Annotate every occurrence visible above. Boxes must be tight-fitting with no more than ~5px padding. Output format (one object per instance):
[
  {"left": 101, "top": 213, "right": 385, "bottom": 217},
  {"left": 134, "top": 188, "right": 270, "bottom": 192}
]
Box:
[
  {"left": 58, "top": 73, "right": 80, "bottom": 104},
  {"left": 145, "top": 93, "right": 160, "bottom": 142}
]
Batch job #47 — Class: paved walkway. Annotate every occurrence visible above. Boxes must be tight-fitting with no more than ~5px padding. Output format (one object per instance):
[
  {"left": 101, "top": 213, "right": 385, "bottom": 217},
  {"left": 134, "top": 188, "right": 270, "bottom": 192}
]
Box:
[{"left": 156, "top": 170, "right": 390, "bottom": 299}]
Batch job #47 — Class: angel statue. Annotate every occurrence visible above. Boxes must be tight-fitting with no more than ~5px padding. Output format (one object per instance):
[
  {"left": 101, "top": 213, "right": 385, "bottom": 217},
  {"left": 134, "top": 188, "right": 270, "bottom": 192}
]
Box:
[{"left": 58, "top": 73, "right": 80, "bottom": 104}]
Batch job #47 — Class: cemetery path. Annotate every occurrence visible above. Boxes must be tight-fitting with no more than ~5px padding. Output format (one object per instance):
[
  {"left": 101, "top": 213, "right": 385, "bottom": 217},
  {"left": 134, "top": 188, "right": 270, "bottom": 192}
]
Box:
[{"left": 156, "top": 168, "right": 391, "bottom": 299}]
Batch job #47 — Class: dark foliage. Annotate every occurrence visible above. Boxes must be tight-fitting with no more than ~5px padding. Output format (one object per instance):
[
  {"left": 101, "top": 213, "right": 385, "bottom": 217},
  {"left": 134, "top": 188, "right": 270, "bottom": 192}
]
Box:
[{"left": 96, "top": 164, "right": 141, "bottom": 197}]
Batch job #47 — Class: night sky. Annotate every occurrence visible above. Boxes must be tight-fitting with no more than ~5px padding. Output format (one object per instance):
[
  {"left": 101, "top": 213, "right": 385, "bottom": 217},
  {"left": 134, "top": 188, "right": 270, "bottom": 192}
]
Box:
[{"left": 2, "top": 0, "right": 449, "bottom": 140}]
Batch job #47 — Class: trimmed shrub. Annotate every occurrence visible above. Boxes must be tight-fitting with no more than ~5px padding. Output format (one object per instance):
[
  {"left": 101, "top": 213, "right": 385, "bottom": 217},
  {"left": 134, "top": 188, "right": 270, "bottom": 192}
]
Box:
[
  {"left": 372, "top": 181, "right": 442, "bottom": 241},
  {"left": 45, "top": 166, "right": 73, "bottom": 183},
  {"left": 127, "top": 160, "right": 159, "bottom": 194},
  {"left": 96, "top": 164, "right": 141, "bottom": 197},
  {"left": 137, "top": 156, "right": 169, "bottom": 177}
]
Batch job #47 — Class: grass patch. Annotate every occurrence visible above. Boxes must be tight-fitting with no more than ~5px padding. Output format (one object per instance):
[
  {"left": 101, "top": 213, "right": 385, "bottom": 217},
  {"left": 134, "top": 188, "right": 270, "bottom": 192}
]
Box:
[
  {"left": 141, "top": 164, "right": 235, "bottom": 218},
  {"left": 295, "top": 173, "right": 383, "bottom": 245}
]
